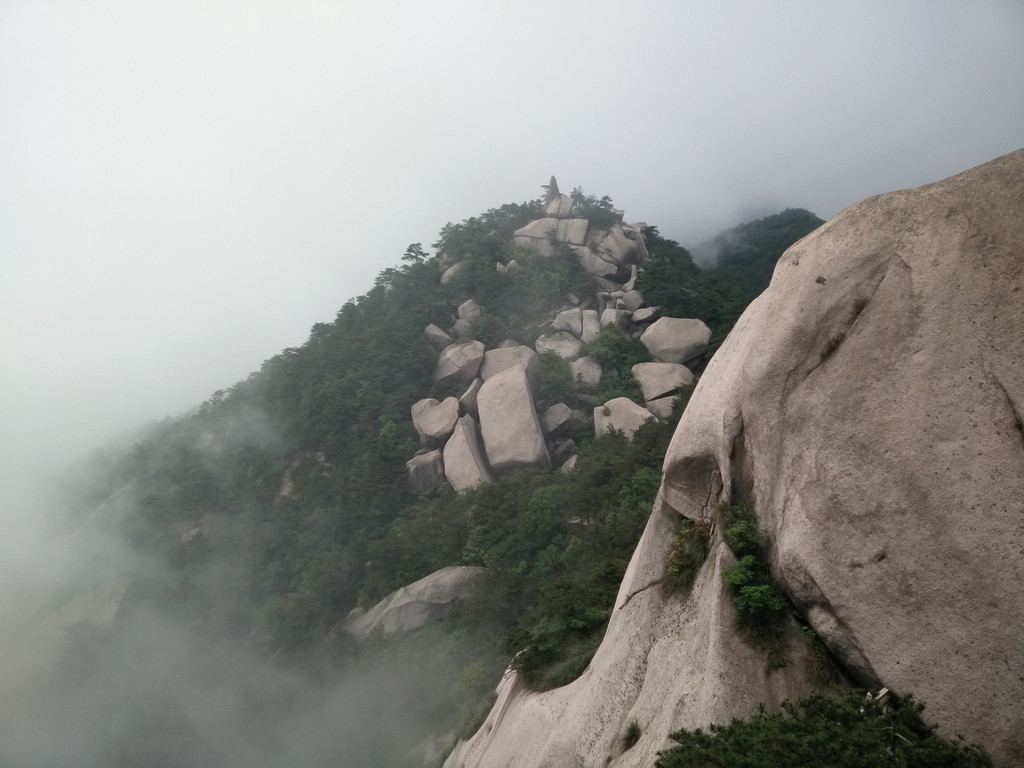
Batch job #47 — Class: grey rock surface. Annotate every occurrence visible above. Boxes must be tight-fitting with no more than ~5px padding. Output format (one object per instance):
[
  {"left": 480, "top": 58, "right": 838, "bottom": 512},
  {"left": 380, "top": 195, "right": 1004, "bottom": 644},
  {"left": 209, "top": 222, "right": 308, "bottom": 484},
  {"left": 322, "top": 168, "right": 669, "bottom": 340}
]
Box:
[
  {"left": 442, "top": 415, "right": 493, "bottom": 492},
  {"left": 344, "top": 566, "right": 487, "bottom": 640},
  {"left": 424, "top": 323, "right": 454, "bottom": 348},
  {"left": 631, "top": 362, "right": 695, "bottom": 402},
  {"left": 569, "top": 356, "right": 602, "bottom": 392},
  {"left": 434, "top": 340, "right": 485, "bottom": 384},
  {"left": 552, "top": 307, "right": 583, "bottom": 338},
  {"left": 477, "top": 365, "right": 551, "bottom": 473},
  {"left": 406, "top": 450, "right": 445, "bottom": 490},
  {"left": 447, "top": 151, "right": 1024, "bottom": 767},
  {"left": 480, "top": 345, "right": 541, "bottom": 382},
  {"left": 535, "top": 332, "right": 584, "bottom": 361},
  {"left": 580, "top": 309, "right": 601, "bottom": 343},
  {"left": 457, "top": 299, "right": 482, "bottom": 321},
  {"left": 639, "top": 317, "right": 711, "bottom": 365},
  {"left": 410, "top": 397, "right": 460, "bottom": 447},
  {"left": 593, "top": 397, "right": 654, "bottom": 440},
  {"left": 459, "top": 378, "right": 483, "bottom": 418},
  {"left": 540, "top": 403, "right": 573, "bottom": 438}
]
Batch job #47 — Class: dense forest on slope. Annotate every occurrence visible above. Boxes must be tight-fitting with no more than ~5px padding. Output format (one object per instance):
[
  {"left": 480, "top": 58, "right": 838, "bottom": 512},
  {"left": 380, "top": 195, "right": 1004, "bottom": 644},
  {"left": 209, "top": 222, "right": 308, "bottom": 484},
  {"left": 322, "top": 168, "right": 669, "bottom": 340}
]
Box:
[{"left": 53, "top": 196, "right": 823, "bottom": 765}]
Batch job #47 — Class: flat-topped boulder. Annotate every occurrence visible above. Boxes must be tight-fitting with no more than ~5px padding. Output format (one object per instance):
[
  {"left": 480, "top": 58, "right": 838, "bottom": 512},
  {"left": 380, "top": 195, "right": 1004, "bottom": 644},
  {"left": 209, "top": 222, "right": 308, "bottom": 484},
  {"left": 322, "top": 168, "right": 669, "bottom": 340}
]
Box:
[
  {"left": 479, "top": 345, "right": 540, "bottom": 382},
  {"left": 410, "top": 397, "right": 460, "bottom": 447},
  {"left": 442, "top": 415, "right": 493, "bottom": 492},
  {"left": 594, "top": 397, "right": 654, "bottom": 440},
  {"left": 631, "top": 362, "right": 695, "bottom": 403},
  {"left": 477, "top": 366, "right": 550, "bottom": 473},
  {"left": 434, "top": 340, "right": 485, "bottom": 384},
  {"left": 535, "top": 332, "right": 584, "bottom": 361},
  {"left": 640, "top": 317, "right": 712, "bottom": 365}
]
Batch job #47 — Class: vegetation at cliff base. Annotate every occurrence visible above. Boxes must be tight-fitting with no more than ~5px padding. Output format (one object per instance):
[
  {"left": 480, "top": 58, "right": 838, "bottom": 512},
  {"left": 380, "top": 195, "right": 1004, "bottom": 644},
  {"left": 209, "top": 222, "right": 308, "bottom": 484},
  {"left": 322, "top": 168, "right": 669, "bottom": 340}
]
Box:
[{"left": 656, "top": 691, "right": 992, "bottom": 768}]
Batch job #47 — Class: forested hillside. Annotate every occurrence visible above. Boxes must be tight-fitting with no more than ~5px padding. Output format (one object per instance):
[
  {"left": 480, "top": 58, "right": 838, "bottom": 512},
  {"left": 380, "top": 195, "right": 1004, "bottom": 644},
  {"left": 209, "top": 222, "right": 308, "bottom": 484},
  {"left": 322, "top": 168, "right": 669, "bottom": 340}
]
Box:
[{"left": 56, "top": 192, "right": 823, "bottom": 766}]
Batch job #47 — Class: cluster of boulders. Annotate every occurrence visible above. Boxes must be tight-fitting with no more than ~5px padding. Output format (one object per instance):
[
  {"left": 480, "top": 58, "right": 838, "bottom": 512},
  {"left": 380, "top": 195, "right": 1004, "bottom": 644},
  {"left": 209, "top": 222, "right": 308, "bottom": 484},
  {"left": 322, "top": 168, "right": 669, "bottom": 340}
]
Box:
[{"left": 406, "top": 178, "right": 712, "bottom": 493}]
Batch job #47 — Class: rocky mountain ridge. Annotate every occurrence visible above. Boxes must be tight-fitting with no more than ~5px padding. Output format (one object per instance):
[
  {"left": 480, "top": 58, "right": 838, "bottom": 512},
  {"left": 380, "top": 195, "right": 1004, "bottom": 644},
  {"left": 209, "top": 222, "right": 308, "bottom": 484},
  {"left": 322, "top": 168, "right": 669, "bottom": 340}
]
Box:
[{"left": 445, "top": 150, "right": 1024, "bottom": 767}]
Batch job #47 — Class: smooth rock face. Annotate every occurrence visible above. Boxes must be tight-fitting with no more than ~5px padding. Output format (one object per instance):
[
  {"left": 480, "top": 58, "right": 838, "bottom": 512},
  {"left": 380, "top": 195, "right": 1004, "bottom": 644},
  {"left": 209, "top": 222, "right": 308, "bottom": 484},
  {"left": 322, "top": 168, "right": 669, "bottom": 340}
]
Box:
[
  {"left": 448, "top": 151, "right": 1024, "bottom": 767},
  {"left": 479, "top": 346, "right": 541, "bottom": 382},
  {"left": 600, "top": 308, "right": 632, "bottom": 329},
  {"left": 639, "top": 317, "right": 712, "bottom": 364},
  {"left": 457, "top": 299, "right": 482, "bottom": 321},
  {"left": 580, "top": 310, "right": 601, "bottom": 343},
  {"left": 424, "top": 323, "right": 454, "bottom": 348},
  {"left": 593, "top": 397, "right": 654, "bottom": 440},
  {"left": 434, "top": 340, "right": 485, "bottom": 384},
  {"left": 458, "top": 378, "right": 484, "bottom": 418},
  {"left": 534, "top": 332, "right": 584, "bottom": 361},
  {"left": 410, "top": 397, "right": 460, "bottom": 447},
  {"left": 556, "top": 218, "right": 589, "bottom": 245},
  {"left": 540, "top": 403, "right": 573, "bottom": 438},
  {"left": 440, "top": 261, "right": 467, "bottom": 285},
  {"left": 477, "top": 366, "right": 551, "bottom": 473},
  {"left": 619, "top": 289, "right": 644, "bottom": 312},
  {"left": 406, "top": 450, "right": 445, "bottom": 490},
  {"left": 552, "top": 308, "right": 583, "bottom": 338},
  {"left": 344, "top": 566, "right": 486, "bottom": 640},
  {"left": 631, "top": 362, "right": 695, "bottom": 402},
  {"left": 443, "top": 415, "right": 493, "bottom": 492},
  {"left": 569, "top": 356, "right": 602, "bottom": 392}
]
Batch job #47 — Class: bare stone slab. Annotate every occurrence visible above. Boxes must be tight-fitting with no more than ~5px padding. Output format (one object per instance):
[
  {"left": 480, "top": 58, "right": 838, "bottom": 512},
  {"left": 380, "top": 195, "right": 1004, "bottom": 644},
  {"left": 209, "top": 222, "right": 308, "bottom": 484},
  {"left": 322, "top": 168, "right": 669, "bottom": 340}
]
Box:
[
  {"left": 411, "top": 397, "right": 460, "bottom": 447},
  {"left": 640, "top": 317, "right": 712, "bottom": 365},
  {"left": 434, "top": 340, "right": 485, "bottom": 384},
  {"left": 477, "top": 366, "right": 550, "bottom": 473},
  {"left": 594, "top": 397, "right": 654, "bottom": 440},
  {"left": 443, "top": 415, "right": 493, "bottom": 492}
]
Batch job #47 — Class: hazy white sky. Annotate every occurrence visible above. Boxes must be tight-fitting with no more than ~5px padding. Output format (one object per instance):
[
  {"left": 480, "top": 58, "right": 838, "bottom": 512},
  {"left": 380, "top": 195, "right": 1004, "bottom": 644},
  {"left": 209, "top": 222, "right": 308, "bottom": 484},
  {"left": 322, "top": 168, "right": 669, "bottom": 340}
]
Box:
[{"left": 2, "top": 0, "right": 1022, "bottom": 505}]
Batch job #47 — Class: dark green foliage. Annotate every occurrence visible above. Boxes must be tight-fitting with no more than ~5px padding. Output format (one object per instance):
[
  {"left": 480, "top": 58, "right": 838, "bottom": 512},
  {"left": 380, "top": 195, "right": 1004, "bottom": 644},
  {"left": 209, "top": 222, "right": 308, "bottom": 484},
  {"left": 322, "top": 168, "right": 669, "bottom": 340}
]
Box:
[
  {"left": 622, "top": 719, "right": 641, "bottom": 751},
  {"left": 535, "top": 351, "right": 575, "bottom": 405},
  {"left": 569, "top": 187, "right": 621, "bottom": 230},
  {"left": 718, "top": 503, "right": 789, "bottom": 664},
  {"left": 656, "top": 691, "right": 992, "bottom": 768},
  {"left": 585, "top": 325, "right": 648, "bottom": 401},
  {"left": 662, "top": 519, "right": 711, "bottom": 594}
]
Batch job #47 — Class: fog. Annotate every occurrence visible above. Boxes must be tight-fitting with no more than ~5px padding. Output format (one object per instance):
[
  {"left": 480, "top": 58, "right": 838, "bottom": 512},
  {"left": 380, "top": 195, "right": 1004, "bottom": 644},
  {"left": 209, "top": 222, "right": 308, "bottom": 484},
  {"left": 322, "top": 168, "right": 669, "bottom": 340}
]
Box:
[{"left": 0, "top": 1, "right": 1022, "bottom": 764}]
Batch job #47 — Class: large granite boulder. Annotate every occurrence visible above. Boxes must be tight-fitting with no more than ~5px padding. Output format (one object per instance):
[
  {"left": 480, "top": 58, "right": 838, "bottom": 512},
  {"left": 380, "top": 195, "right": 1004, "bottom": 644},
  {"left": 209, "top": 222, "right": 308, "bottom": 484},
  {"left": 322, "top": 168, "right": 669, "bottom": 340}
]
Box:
[
  {"left": 406, "top": 450, "right": 445, "bottom": 490},
  {"left": 639, "top": 317, "right": 712, "bottom": 365},
  {"left": 443, "top": 415, "right": 493, "bottom": 492},
  {"left": 594, "top": 397, "right": 654, "bottom": 440},
  {"left": 434, "top": 340, "right": 485, "bottom": 384},
  {"left": 410, "top": 397, "right": 459, "bottom": 447},
  {"left": 423, "top": 323, "right": 454, "bottom": 349},
  {"left": 446, "top": 151, "right": 1024, "bottom": 767},
  {"left": 477, "top": 365, "right": 551, "bottom": 473},
  {"left": 344, "top": 566, "right": 487, "bottom": 640},
  {"left": 552, "top": 308, "right": 583, "bottom": 338},
  {"left": 539, "top": 403, "right": 573, "bottom": 439},
  {"left": 570, "top": 356, "right": 602, "bottom": 392},
  {"left": 480, "top": 345, "right": 541, "bottom": 382},
  {"left": 631, "top": 362, "right": 695, "bottom": 402},
  {"left": 580, "top": 310, "right": 601, "bottom": 344},
  {"left": 534, "top": 332, "right": 584, "bottom": 361},
  {"left": 556, "top": 218, "right": 589, "bottom": 245}
]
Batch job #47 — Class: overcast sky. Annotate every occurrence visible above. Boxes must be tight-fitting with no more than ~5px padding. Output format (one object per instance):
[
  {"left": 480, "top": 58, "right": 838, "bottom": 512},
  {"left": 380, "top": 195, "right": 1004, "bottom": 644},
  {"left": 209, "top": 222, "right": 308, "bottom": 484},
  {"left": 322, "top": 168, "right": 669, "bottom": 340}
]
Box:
[{"left": 2, "top": 0, "right": 1022, "bottom": 511}]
